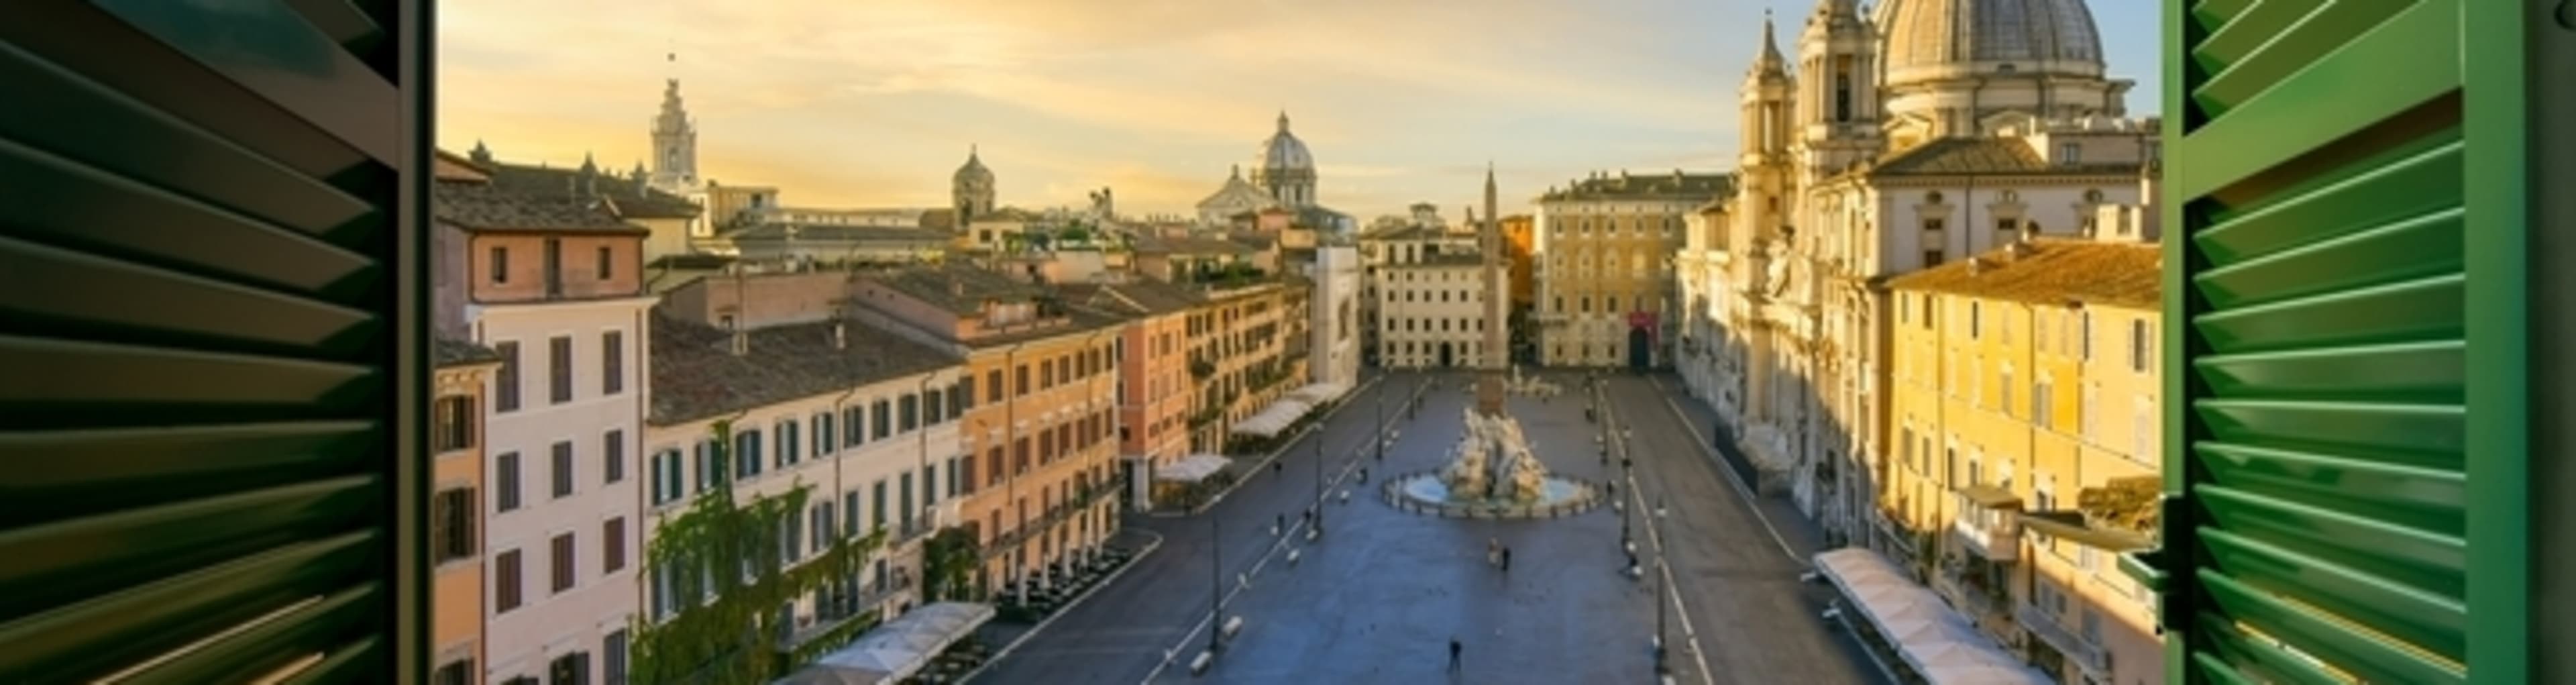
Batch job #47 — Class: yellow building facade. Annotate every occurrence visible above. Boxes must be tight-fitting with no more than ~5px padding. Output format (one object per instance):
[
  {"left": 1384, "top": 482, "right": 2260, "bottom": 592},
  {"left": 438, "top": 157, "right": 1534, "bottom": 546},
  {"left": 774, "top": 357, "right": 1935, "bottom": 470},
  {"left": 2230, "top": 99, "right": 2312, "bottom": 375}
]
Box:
[{"left": 1884, "top": 239, "right": 2163, "bottom": 685}]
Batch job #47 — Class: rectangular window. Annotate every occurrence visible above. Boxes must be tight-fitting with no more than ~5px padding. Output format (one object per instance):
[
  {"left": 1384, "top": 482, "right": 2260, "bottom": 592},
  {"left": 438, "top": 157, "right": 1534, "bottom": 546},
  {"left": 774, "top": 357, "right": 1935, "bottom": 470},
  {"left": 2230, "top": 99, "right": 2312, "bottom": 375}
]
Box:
[
  {"left": 495, "top": 341, "right": 522, "bottom": 412},
  {"left": 602, "top": 331, "right": 625, "bottom": 394},
  {"left": 1922, "top": 250, "right": 1944, "bottom": 267},
  {"left": 596, "top": 246, "right": 613, "bottom": 278},
  {"left": 433, "top": 395, "right": 475, "bottom": 452},
  {"left": 602, "top": 430, "right": 625, "bottom": 484},
  {"left": 2131, "top": 320, "right": 2152, "bottom": 372},
  {"left": 900, "top": 472, "right": 916, "bottom": 529},
  {"left": 548, "top": 335, "right": 574, "bottom": 404},
  {"left": 958, "top": 377, "right": 976, "bottom": 410},
  {"left": 435, "top": 660, "right": 475, "bottom": 685},
  {"left": 735, "top": 429, "right": 763, "bottom": 478},
  {"left": 959, "top": 454, "right": 977, "bottom": 495},
  {"left": 873, "top": 480, "right": 890, "bottom": 530},
  {"left": 604, "top": 517, "right": 626, "bottom": 574},
  {"left": 649, "top": 450, "right": 678, "bottom": 505},
  {"left": 552, "top": 441, "right": 575, "bottom": 498},
  {"left": 2034, "top": 381, "right": 2053, "bottom": 430},
  {"left": 489, "top": 246, "right": 509, "bottom": 284},
  {"left": 432, "top": 487, "right": 476, "bottom": 564},
  {"left": 495, "top": 549, "right": 523, "bottom": 613},
  {"left": 2080, "top": 311, "right": 2094, "bottom": 360},
  {"left": 843, "top": 491, "right": 859, "bottom": 536},
  {"left": 777, "top": 419, "right": 800, "bottom": 467},
  {"left": 604, "top": 631, "right": 629, "bottom": 685},
  {"left": 986, "top": 370, "right": 1003, "bottom": 403},
  {"left": 900, "top": 394, "right": 920, "bottom": 431},
  {"left": 551, "top": 532, "right": 577, "bottom": 592},
  {"left": 548, "top": 651, "right": 589, "bottom": 685},
  {"left": 844, "top": 406, "right": 865, "bottom": 447},
  {"left": 924, "top": 463, "right": 939, "bottom": 507},
  {"left": 496, "top": 452, "right": 522, "bottom": 512},
  {"left": 816, "top": 412, "right": 837, "bottom": 456},
  {"left": 815, "top": 503, "right": 835, "bottom": 554},
  {"left": 872, "top": 401, "right": 892, "bottom": 439},
  {"left": 1016, "top": 364, "right": 1030, "bottom": 394},
  {"left": 783, "top": 511, "right": 803, "bottom": 566},
  {"left": 925, "top": 388, "right": 945, "bottom": 424}
]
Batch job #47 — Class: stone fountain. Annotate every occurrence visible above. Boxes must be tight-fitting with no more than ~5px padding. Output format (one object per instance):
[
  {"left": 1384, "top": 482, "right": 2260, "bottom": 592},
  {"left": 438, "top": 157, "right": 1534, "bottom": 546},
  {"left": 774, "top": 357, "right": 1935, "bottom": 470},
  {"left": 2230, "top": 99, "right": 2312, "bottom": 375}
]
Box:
[{"left": 1385, "top": 407, "right": 1599, "bottom": 519}]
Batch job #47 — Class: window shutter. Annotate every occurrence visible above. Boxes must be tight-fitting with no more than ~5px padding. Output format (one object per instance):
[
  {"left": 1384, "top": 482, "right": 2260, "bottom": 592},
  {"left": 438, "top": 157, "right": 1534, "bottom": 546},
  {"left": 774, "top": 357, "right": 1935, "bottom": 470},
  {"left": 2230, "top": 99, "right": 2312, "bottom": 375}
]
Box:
[
  {"left": 0, "top": 1, "right": 428, "bottom": 682},
  {"left": 2151, "top": 1, "right": 2542, "bottom": 683}
]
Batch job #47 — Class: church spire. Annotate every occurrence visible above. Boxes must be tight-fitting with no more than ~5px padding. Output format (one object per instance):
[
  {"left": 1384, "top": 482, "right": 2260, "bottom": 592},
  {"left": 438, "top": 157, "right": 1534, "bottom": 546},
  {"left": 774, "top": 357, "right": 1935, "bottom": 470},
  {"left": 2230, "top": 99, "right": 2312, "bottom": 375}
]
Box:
[
  {"left": 1754, "top": 9, "right": 1786, "bottom": 74},
  {"left": 1276, "top": 110, "right": 1291, "bottom": 134}
]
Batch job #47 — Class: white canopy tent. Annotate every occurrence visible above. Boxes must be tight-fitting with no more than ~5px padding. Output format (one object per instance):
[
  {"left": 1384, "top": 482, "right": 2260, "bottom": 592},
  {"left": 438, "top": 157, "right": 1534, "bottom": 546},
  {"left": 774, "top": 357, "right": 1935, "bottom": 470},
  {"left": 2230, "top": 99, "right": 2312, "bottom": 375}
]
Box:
[
  {"left": 773, "top": 602, "right": 996, "bottom": 685},
  {"left": 1228, "top": 399, "right": 1313, "bottom": 438},
  {"left": 1811, "top": 548, "right": 2051, "bottom": 685},
  {"left": 1286, "top": 382, "right": 1351, "bottom": 406},
  {"left": 1155, "top": 454, "right": 1234, "bottom": 483}
]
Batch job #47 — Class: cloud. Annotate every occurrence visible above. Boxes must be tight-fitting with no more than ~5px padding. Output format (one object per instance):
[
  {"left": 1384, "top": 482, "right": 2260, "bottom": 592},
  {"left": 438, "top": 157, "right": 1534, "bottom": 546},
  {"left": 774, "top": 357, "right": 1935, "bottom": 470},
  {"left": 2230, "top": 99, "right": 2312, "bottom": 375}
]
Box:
[{"left": 433, "top": 0, "right": 1780, "bottom": 217}]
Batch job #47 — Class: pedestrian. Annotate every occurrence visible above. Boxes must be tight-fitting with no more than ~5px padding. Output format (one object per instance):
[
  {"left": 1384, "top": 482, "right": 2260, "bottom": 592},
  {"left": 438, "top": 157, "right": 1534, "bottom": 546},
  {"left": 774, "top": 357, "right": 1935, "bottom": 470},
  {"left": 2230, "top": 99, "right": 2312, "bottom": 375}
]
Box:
[
  {"left": 1501, "top": 547, "right": 1513, "bottom": 572},
  {"left": 1448, "top": 637, "right": 1462, "bottom": 672},
  {"left": 1274, "top": 460, "right": 1283, "bottom": 476},
  {"left": 1622, "top": 456, "right": 1633, "bottom": 472},
  {"left": 1277, "top": 513, "right": 1287, "bottom": 531},
  {"left": 1606, "top": 480, "right": 1617, "bottom": 498}
]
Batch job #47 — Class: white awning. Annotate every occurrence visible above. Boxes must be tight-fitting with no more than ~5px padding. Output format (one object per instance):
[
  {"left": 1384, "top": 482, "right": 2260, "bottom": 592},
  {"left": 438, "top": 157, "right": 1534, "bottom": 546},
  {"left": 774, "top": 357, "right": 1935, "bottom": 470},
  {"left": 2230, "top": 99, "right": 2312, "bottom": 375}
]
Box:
[
  {"left": 1155, "top": 454, "right": 1233, "bottom": 483},
  {"left": 774, "top": 602, "right": 996, "bottom": 685},
  {"left": 1286, "top": 382, "right": 1351, "bottom": 405},
  {"left": 1228, "top": 399, "right": 1313, "bottom": 438},
  {"left": 1811, "top": 548, "right": 2051, "bottom": 685}
]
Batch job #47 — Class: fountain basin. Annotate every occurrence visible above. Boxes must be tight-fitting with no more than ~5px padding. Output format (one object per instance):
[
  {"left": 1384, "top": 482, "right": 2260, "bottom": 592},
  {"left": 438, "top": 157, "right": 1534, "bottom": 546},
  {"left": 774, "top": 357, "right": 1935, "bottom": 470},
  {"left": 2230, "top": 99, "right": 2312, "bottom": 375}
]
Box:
[{"left": 1381, "top": 471, "right": 1605, "bottom": 519}]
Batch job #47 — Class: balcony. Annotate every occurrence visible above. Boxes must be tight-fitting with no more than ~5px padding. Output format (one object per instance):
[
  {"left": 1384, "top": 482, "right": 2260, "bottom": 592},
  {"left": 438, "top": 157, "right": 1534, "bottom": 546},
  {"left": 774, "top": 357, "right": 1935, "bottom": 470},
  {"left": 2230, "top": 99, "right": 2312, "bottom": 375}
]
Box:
[
  {"left": 2016, "top": 602, "right": 2108, "bottom": 677},
  {"left": 1950, "top": 484, "right": 2023, "bottom": 562},
  {"left": 981, "top": 485, "right": 1111, "bottom": 559}
]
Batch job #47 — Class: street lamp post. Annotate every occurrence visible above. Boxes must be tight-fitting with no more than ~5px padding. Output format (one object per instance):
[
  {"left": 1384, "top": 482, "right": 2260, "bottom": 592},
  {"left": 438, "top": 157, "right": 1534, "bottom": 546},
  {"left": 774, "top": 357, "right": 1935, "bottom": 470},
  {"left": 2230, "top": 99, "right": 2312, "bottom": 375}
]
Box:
[
  {"left": 1209, "top": 514, "right": 1223, "bottom": 654},
  {"left": 1311, "top": 437, "right": 1326, "bottom": 537},
  {"left": 1654, "top": 497, "right": 1671, "bottom": 676}
]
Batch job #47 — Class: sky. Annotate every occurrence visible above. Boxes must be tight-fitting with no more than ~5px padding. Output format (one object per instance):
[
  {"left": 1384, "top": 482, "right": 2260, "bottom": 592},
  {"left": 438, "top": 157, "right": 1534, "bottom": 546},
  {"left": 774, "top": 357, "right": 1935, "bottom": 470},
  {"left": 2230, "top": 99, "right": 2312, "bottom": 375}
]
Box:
[{"left": 437, "top": 0, "right": 2159, "bottom": 221}]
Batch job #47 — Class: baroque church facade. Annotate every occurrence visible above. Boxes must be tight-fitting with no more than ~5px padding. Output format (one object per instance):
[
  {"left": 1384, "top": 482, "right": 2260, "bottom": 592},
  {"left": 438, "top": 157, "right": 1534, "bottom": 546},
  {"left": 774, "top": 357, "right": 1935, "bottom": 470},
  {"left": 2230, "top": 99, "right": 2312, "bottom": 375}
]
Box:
[{"left": 1678, "top": 0, "right": 2159, "bottom": 543}]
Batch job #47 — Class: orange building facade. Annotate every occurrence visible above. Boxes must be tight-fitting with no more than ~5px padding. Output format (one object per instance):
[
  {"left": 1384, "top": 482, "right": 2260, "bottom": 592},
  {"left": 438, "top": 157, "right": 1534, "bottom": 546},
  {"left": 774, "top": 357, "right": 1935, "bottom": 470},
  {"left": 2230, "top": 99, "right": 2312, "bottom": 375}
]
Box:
[
  {"left": 846, "top": 265, "right": 1126, "bottom": 598},
  {"left": 431, "top": 345, "right": 500, "bottom": 684}
]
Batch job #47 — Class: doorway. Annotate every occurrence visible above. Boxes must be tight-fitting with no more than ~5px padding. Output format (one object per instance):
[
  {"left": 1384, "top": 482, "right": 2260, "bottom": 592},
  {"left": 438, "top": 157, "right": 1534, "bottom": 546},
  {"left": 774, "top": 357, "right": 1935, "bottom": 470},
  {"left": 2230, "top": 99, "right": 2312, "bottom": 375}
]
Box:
[
  {"left": 1627, "top": 327, "right": 1652, "bottom": 372},
  {"left": 1438, "top": 341, "right": 1455, "bottom": 368}
]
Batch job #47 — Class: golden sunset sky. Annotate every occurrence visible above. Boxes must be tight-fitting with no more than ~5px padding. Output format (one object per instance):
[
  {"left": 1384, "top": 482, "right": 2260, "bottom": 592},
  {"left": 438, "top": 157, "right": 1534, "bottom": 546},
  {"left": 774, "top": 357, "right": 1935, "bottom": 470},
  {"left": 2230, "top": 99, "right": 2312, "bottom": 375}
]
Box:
[{"left": 436, "top": 0, "right": 2158, "bottom": 219}]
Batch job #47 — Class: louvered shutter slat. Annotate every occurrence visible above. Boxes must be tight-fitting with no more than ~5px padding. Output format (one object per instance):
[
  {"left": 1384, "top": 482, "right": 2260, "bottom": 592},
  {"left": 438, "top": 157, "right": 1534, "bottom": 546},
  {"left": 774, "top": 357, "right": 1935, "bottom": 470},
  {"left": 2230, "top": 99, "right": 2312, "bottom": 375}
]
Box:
[{"left": 0, "top": 0, "right": 424, "bottom": 682}]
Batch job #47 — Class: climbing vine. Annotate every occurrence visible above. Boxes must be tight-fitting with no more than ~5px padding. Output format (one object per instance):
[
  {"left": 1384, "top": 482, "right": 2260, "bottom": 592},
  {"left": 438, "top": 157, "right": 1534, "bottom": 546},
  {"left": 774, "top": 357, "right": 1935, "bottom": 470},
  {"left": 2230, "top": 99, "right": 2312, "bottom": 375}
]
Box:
[
  {"left": 919, "top": 527, "right": 982, "bottom": 602},
  {"left": 627, "top": 420, "right": 888, "bottom": 685}
]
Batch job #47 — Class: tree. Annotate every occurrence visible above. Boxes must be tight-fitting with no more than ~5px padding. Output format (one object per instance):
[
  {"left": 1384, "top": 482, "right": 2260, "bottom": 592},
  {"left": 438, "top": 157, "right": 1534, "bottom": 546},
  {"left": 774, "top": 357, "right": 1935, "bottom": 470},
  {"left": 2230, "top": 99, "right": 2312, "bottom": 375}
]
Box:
[
  {"left": 920, "top": 527, "right": 981, "bottom": 602},
  {"left": 629, "top": 420, "right": 887, "bottom": 685}
]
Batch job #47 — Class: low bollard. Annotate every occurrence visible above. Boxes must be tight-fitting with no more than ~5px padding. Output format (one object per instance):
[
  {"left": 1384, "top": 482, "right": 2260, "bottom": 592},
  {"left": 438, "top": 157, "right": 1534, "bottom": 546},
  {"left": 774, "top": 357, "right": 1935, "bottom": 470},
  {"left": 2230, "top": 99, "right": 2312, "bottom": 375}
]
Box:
[{"left": 1190, "top": 650, "right": 1215, "bottom": 676}]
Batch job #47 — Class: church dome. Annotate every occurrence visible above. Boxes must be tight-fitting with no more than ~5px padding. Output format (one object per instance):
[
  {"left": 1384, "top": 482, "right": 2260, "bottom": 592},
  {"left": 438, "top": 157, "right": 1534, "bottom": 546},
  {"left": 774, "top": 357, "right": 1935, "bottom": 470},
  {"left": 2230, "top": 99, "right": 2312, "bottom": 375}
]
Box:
[
  {"left": 954, "top": 146, "right": 993, "bottom": 184},
  {"left": 1880, "top": 0, "right": 2105, "bottom": 86},
  {"left": 1257, "top": 111, "right": 1314, "bottom": 172}
]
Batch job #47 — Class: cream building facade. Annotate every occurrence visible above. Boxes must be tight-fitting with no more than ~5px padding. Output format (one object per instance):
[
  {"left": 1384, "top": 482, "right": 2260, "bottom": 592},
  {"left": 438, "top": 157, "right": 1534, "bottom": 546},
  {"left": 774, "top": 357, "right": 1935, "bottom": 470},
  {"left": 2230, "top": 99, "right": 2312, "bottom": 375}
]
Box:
[
  {"left": 1533, "top": 170, "right": 1732, "bottom": 368},
  {"left": 639, "top": 310, "right": 969, "bottom": 655},
  {"left": 1687, "top": 0, "right": 2158, "bottom": 547},
  {"left": 1882, "top": 238, "right": 2162, "bottom": 685},
  {"left": 1365, "top": 221, "right": 1489, "bottom": 369}
]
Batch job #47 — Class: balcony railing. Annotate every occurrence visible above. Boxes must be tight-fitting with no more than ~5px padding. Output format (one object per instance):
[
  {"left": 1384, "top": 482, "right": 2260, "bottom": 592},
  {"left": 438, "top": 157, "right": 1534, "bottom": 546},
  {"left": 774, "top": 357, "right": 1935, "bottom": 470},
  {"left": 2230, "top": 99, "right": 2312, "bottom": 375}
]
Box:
[
  {"left": 2015, "top": 602, "right": 2107, "bottom": 676},
  {"left": 779, "top": 572, "right": 915, "bottom": 651},
  {"left": 1951, "top": 515, "right": 2021, "bottom": 562},
  {"left": 981, "top": 486, "right": 1111, "bottom": 560}
]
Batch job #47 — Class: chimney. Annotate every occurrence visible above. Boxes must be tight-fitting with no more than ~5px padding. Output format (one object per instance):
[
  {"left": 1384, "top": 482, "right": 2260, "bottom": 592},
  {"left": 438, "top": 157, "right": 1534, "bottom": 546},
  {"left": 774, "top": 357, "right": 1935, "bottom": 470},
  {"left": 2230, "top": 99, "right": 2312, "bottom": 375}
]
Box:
[{"left": 832, "top": 322, "right": 847, "bottom": 350}]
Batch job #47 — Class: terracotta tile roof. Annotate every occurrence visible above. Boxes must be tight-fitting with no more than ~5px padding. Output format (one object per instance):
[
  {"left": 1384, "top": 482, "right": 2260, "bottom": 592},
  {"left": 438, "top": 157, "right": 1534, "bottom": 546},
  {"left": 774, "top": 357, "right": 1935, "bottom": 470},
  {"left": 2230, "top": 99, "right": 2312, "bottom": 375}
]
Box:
[
  {"left": 918, "top": 209, "right": 959, "bottom": 231},
  {"left": 647, "top": 312, "right": 963, "bottom": 425},
  {"left": 1886, "top": 238, "right": 2160, "bottom": 309},
  {"left": 1132, "top": 234, "right": 1255, "bottom": 256},
  {"left": 863, "top": 262, "right": 1045, "bottom": 315},
  {"left": 729, "top": 223, "right": 951, "bottom": 244},
  {"left": 1869, "top": 137, "right": 2145, "bottom": 176},
  {"left": 1388, "top": 253, "right": 1485, "bottom": 268},
  {"left": 1360, "top": 223, "right": 1445, "bottom": 241},
  {"left": 1069, "top": 278, "right": 1205, "bottom": 316},
  {"left": 433, "top": 177, "right": 643, "bottom": 234},
  {"left": 433, "top": 337, "right": 501, "bottom": 367},
  {"left": 482, "top": 161, "right": 701, "bottom": 219},
  {"left": 1540, "top": 171, "right": 1735, "bottom": 203}
]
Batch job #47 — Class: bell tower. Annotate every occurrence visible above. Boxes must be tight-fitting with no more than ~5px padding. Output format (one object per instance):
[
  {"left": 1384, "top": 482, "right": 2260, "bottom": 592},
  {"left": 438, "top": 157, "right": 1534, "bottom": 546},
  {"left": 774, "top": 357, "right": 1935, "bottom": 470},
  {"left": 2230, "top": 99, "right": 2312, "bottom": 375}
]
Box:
[
  {"left": 1792, "top": 0, "right": 1881, "bottom": 179},
  {"left": 1733, "top": 10, "right": 1796, "bottom": 296},
  {"left": 647, "top": 52, "right": 698, "bottom": 193}
]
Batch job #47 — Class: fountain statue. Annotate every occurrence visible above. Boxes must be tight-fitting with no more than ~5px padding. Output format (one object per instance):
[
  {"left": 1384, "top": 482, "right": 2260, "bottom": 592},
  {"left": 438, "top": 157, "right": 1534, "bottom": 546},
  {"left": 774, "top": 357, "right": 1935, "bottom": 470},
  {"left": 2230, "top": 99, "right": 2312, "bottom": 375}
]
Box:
[{"left": 1438, "top": 408, "right": 1554, "bottom": 504}]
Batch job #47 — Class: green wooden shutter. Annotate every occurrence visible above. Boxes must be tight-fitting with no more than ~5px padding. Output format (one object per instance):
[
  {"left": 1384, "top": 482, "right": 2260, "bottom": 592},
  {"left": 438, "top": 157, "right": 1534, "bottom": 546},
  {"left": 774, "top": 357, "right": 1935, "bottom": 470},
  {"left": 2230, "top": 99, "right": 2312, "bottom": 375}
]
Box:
[
  {"left": 0, "top": 0, "right": 431, "bottom": 682},
  {"left": 2147, "top": 0, "right": 2536, "bottom": 683}
]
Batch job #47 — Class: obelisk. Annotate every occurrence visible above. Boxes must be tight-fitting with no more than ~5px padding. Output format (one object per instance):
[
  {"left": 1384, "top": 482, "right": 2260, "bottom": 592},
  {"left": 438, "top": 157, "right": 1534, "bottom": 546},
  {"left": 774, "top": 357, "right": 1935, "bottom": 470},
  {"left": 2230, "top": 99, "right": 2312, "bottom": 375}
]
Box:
[{"left": 1476, "top": 164, "right": 1509, "bottom": 416}]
